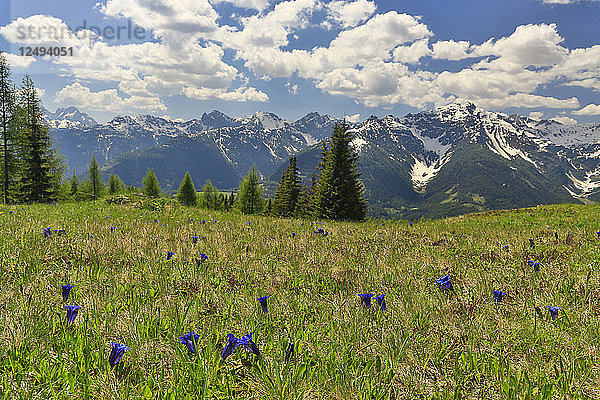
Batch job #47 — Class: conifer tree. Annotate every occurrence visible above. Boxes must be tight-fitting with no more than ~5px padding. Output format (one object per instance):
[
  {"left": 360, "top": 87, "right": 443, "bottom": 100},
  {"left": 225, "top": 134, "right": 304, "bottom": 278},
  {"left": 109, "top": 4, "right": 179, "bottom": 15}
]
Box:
[
  {"left": 200, "top": 179, "right": 219, "bottom": 209},
  {"left": 236, "top": 164, "right": 263, "bottom": 214},
  {"left": 272, "top": 155, "right": 302, "bottom": 217},
  {"left": 176, "top": 172, "right": 197, "bottom": 206},
  {"left": 0, "top": 52, "right": 18, "bottom": 204},
  {"left": 18, "top": 75, "right": 63, "bottom": 203},
  {"left": 142, "top": 169, "right": 161, "bottom": 198},
  {"left": 87, "top": 156, "right": 104, "bottom": 199},
  {"left": 312, "top": 122, "right": 367, "bottom": 221},
  {"left": 108, "top": 173, "right": 125, "bottom": 195},
  {"left": 69, "top": 172, "right": 79, "bottom": 198}
]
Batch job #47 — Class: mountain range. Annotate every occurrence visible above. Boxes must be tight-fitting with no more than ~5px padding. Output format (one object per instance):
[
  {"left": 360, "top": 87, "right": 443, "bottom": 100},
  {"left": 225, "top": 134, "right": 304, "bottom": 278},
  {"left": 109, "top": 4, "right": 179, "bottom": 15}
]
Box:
[{"left": 46, "top": 103, "right": 600, "bottom": 219}]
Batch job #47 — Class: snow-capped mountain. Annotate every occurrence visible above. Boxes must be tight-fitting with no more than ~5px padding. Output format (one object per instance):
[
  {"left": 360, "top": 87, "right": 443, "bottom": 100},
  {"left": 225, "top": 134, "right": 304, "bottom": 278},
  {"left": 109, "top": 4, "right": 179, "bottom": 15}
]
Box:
[
  {"left": 45, "top": 106, "right": 97, "bottom": 129},
  {"left": 48, "top": 104, "right": 600, "bottom": 218}
]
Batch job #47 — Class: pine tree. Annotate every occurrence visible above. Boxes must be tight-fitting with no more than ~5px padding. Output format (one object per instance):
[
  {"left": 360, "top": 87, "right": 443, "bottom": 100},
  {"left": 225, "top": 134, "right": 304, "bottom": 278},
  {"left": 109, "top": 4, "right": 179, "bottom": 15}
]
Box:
[
  {"left": 142, "top": 169, "right": 161, "bottom": 198},
  {"left": 176, "top": 172, "right": 197, "bottom": 206},
  {"left": 272, "top": 155, "right": 302, "bottom": 217},
  {"left": 108, "top": 173, "right": 124, "bottom": 195},
  {"left": 69, "top": 172, "right": 79, "bottom": 198},
  {"left": 18, "top": 75, "right": 63, "bottom": 203},
  {"left": 236, "top": 165, "right": 263, "bottom": 215},
  {"left": 87, "top": 156, "right": 104, "bottom": 199},
  {"left": 200, "top": 179, "right": 219, "bottom": 209},
  {"left": 0, "top": 52, "right": 18, "bottom": 204},
  {"left": 312, "top": 122, "right": 368, "bottom": 221}
]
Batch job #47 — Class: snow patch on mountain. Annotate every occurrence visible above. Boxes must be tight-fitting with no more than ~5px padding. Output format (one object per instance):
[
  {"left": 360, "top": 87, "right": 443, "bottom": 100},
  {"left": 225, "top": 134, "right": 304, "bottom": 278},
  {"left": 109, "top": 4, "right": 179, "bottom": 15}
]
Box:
[
  {"left": 567, "top": 170, "right": 600, "bottom": 194},
  {"left": 409, "top": 127, "right": 451, "bottom": 157},
  {"left": 410, "top": 154, "right": 451, "bottom": 188},
  {"left": 351, "top": 138, "right": 369, "bottom": 153}
]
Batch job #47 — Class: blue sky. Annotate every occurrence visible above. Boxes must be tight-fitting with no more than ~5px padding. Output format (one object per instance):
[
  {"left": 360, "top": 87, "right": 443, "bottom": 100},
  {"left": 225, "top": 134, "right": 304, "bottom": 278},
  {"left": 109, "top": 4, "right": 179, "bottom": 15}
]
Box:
[{"left": 0, "top": 0, "right": 599, "bottom": 124}]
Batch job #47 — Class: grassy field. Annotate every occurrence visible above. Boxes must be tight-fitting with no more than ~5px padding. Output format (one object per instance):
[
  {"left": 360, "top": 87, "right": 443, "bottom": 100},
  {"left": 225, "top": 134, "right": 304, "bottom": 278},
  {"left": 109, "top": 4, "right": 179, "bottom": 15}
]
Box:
[{"left": 1, "top": 199, "right": 600, "bottom": 399}]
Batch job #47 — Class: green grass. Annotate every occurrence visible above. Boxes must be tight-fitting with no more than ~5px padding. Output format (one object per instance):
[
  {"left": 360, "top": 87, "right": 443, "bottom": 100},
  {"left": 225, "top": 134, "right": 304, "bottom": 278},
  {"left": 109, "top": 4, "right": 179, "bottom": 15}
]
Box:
[{"left": 1, "top": 200, "right": 600, "bottom": 399}]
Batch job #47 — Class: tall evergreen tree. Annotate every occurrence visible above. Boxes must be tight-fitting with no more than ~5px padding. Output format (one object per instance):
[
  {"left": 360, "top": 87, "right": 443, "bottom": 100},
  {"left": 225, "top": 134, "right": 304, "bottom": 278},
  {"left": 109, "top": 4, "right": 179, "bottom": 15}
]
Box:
[
  {"left": 272, "top": 155, "right": 302, "bottom": 217},
  {"left": 312, "top": 122, "right": 368, "bottom": 221},
  {"left": 176, "top": 172, "right": 197, "bottom": 206},
  {"left": 18, "top": 75, "right": 63, "bottom": 203},
  {"left": 200, "top": 179, "right": 219, "bottom": 210},
  {"left": 69, "top": 172, "right": 79, "bottom": 198},
  {"left": 108, "top": 173, "right": 124, "bottom": 195},
  {"left": 236, "top": 164, "right": 263, "bottom": 215},
  {"left": 87, "top": 156, "right": 104, "bottom": 199},
  {"left": 0, "top": 52, "right": 18, "bottom": 204},
  {"left": 142, "top": 169, "right": 161, "bottom": 198}
]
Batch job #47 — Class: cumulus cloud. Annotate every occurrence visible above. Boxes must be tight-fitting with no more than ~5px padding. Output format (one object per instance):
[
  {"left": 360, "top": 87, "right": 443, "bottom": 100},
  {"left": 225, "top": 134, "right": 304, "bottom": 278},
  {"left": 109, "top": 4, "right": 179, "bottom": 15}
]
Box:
[
  {"left": 324, "top": 0, "right": 377, "bottom": 29},
  {"left": 470, "top": 93, "right": 580, "bottom": 110},
  {"left": 392, "top": 39, "right": 431, "bottom": 64},
  {"left": 211, "top": 0, "right": 271, "bottom": 11},
  {"left": 2, "top": 52, "right": 35, "bottom": 68},
  {"left": 573, "top": 104, "right": 600, "bottom": 115},
  {"left": 550, "top": 116, "right": 578, "bottom": 124},
  {"left": 56, "top": 82, "right": 166, "bottom": 112},
  {"left": 344, "top": 113, "right": 360, "bottom": 123},
  {"left": 431, "top": 40, "right": 471, "bottom": 60},
  {"left": 529, "top": 111, "right": 544, "bottom": 120}
]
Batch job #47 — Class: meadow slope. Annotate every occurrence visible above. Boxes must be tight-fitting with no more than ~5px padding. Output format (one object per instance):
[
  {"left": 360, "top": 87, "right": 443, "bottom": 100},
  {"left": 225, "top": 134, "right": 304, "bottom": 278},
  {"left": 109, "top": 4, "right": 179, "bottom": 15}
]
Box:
[{"left": 1, "top": 200, "right": 600, "bottom": 399}]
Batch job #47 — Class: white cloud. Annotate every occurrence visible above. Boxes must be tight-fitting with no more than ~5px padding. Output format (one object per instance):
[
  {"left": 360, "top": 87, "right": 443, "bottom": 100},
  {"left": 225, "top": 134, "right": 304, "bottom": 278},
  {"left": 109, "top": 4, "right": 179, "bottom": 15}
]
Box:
[
  {"left": 56, "top": 82, "right": 166, "bottom": 112},
  {"left": 2, "top": 52, "right": 36, "bottom": 68},
  {"left": 529, "top": 111, "right": 544, "bottom": 120},
  {"left": 344, "top": 113, "right": 360, "bottom": 123},
  {"left": 564, "top": 78, "right": 600, "bottom": 91},
  {"left": 324, "top": 0, "right": 377, "bottom": 29},
  {"left": 431, "top": 40, "right": 471, "bottom": 60},
  {"left": 211, "top": 0, "right": 271, "bottom": 11},
  {"left": 469, "top": 93, "right": 580, "bottom": 110},
  {"left": 573, "top": 104, "right": 600, "bottom": 115},
  {"left": 392, "top": 38, "right": 431, "bottom": 64},
  {"left": 285, "top": 82, "right": 298, "bottom": 94},
  {"left": 183, "top": 86, "right": 268, "bottom": 102},
  {"left": 550, "top": 116, "right": 578, "bottom": 124}
]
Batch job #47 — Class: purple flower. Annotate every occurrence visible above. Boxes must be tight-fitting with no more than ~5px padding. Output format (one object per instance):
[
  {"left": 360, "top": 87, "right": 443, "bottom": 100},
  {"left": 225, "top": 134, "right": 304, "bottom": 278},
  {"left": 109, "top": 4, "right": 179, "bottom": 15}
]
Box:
[
  {"left": 547, "top": 306, "right": 562, "bottom": 320},
  {"left": 192, "top": 236, "right": 199, "bottom": 244},
  {"left": 528, "top": 260, "right": 540, "bottom": 272},
  {"left": 179, "top": 331, "right": 201, "bottom": 354},
  {"left": 167, "top": 251, "right": 174, "bottom": 260},
  {"left": 554, "top": 232, "right": 559, "bottom": 240},
  {"left": 285, "top": 342, "right": 295, "bottom": 363},
  {"left": 65, "top": 305, "right": 82, "bottom": 323},
  {"left": 221, "top": 334, "right": 238, "bottom": 360},
  {"left": 109, "top": 342, "right": 130, "bottom": 367},
  {"left": 43, "top": 227, "right": 52, "bottom": 238},
  {"left": 529, "top": 238, "right": 535, "bottom": 248},
  {"left": 291, "top": 232, "right": 296, "bottom": 238},
  {"left": 247, "top": 221, "right": 252, "bottom": 226},
  {"left": 374, "top": 294, "right": 386, "bottom": 311},
  {"left": 502, "top": 245, "right": 509, "bottom": 251},
  {"left": 258, "top": 296, "right": 269, "bottom": 313},
  {"left": 110, "top": 227, "right": 116, "bottom": 232},
  {"left": 237, "top": 333, "right": 260, "bottom": 356},
  {"left": 436, "top": 275, "right": 453, "bottom": 291},
  {"left": 62, "top": 284, "right": 74, "bottom": 302},
  {"left": 188, "top": 218, "right": 193, "bottom": 223},
  {"left": 358, "top": 293, "right": 373, "bottom": 308},
  {"left": 596, "top": 231, "right": 600, "bottom": 238},
  {"left": 198, "top": 253, "right": 208, "bottom": 263},
  {"left": 493, "top": 290, "right": 505, "bottom": 303}
]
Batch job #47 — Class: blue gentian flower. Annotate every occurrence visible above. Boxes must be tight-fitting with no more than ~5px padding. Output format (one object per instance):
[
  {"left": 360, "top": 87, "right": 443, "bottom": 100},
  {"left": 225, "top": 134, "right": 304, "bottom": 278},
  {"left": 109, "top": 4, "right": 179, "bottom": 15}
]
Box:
[
  {"left": 65, "top": 305, "right": 82, "bottom": 323},
  {"left": 109, "top": 342, "right": 130, "bottom": 367},
  {"left": 258, "top": 296, "right": 269, "bottom": 313},
  {"left": 374, "top": 294, "right": 386, "bottom": 311},
  {"left": 237, "top": 333, "right": 260, "bottom": 356},
  {"left": 547, "top": 306, "right": 562, "bottom": 320},
  {"left": 53, "top": 229, "right": 66, "bottom": 236},
  {"left": 201, "top": 220, "right": 206, "bottom": 224},
  {"left": 110, "top": 227, "right": 116, "bottom": 232},
  {"left": 291, "top": 232, "right": 296, "bottom": 237},
  {"left": 247, "top": 221, "right": 252, "bottom": 226},
  {"left": 532, "top": 262, "right": 540, "bottom": 272},
  {"left": 167, "top": 251, "right": 174, "bottom": 260},
  {"left": 358, "top": 293, "right": 373, "bottom": 308},
  {"left": 285, "top": 342, "right": 295, "bottom": 363},
  {"left": 596, "top": 231, "right": 600, "bottom": 238},
  {"left": 409, "top": 222, "right": 413, "bottom": 226},
  {"left": 154, "top": 219, "right": 159, "bottom": 223},
  {"left": 221, "top": 334, "right": 238, "bottom": 360},
  {"left": 43, "top": 227, "right": 52, "bottom": 238},
  {"left": 192, "top": 236, "right": 199, "bottom": 244},
  {"left": 529, "top": 238, "right": 535, "bottom": 248},
  {"left": 493, "top": 290, "right": 506, "bottom": 303},
  {"left": 202, "top": 236, "right": 206, "bottom": 241},
  {"left": 188, "top": 218, "right": 193, "bottom": 223},
  {"left": 503, "top": 245, "right": 509, "bottom": 251},
  {"left": 436, "top": 275, "right": 453, "bottom": 291},
  {"left": 179, "top": 331, "right": 201, "bottom": 354},
  {"left": 62, "top": 284, "right": 74, "bottom": 302},
  {"left": 554, "top": 232, "right": 558, "bottom": 240}
]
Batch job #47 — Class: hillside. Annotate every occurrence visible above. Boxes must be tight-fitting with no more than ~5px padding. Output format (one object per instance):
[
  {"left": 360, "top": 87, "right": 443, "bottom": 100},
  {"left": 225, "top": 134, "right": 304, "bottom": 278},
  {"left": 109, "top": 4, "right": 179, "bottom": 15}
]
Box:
[{"left": 1, "top": 201, "right": 600, "bottom": 398}]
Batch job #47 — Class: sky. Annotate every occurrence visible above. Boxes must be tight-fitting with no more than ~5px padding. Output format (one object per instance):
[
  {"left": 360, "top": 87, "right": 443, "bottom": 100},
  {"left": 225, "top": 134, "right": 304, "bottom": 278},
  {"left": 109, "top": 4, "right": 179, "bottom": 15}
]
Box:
[{"left": 0, "top": 0, "right": 599, "bottom": 124}]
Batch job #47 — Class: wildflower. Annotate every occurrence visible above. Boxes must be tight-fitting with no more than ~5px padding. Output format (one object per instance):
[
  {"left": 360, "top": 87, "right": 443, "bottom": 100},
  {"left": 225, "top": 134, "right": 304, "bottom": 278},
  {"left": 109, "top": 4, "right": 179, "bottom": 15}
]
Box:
[
  {"left": 554, "top": 232, "right": 558, "bottom": 240},
  {"left": 503, "top": 245, "right": 509, "bottom": 251},
  {"left": 188, "top": 218, "right": 193, "bottom": 223},
  {"left": 285, "top": 342, "right": 295, "bottom": 363},
  {"left": 154, "top": 219, "right": 159, "bottom": 223},
  {"left": 179, "top": 331, "right": 201, "bottom": 354},
  {"left": 198, "top": 253, "right": 208, "bottom": 262},
  {"left": 167, "top": 251, "right": 175, "bottom": 260},
  {"left": 65, "top": 305, "right": 82, "bottom": 323},
  {"left": 192, "top": 236, "right": 199, "bottom": 244},
  {"left": 547, "top": 306, "right": 562, "bottom": 320},
  {"left": 532, "top": 262, "right": 540, "bottom": 272},
  {"left": 436, "top": 275, "right": 453, "bottom": 291},
  {"left": 529, "top": 238, "right": 535, "bottom": 248},
  {"left": 358, "top": 293, "right": 373, "bottom": 308},
  {"left": 221, "top": 334, "right": 238, "bottom": 360},
  {"left": 493, "top": 290, "right": 506, "bottom": 303},
  {"left": 409, "top": 222, "right": 413, "bottom": 226},
  {"left": 247, "top": 221, "right": 252, "bottom": 226},
  {"left": 201, "top": 220, "right": 206, "bottom": 224},
  {"left": 110, "top": 227, "right": 116, "bottom": 232},
  {"left": 237, "top": 333, "right": 260, "bottom": 356},
  {"left": 291, "top": 232, "right": 296, "bottom": 238},
  {"left": 109, "top": 342, "right": 130, "bottom": 367},
  {"left": 53, "top": 229, "right": 66, "bottom": 236},
  {"left": 596, "top": 231, "right": 600, "bottom": 238},
  {"left": 374, "top": 294, "right": 386, "bottom": 311},
  {"left": 534, "top": 306, "right": 542, "bottom": 318},
  {"left": 43, "top": 227, "right": 52, "bottom": 238},
  {"left": 258, "top": 296, "right": 269, "bottom": 313},
  {"left": 62, "top": 284, "right": 74, "bottom": 302}
]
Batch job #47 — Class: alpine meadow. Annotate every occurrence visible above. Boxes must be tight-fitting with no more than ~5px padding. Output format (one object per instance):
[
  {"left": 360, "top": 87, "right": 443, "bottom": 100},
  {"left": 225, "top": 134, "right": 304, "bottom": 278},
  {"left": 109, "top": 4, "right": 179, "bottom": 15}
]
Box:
[{"left": 2, "top": 0, "right": 600, "bottom": 398}]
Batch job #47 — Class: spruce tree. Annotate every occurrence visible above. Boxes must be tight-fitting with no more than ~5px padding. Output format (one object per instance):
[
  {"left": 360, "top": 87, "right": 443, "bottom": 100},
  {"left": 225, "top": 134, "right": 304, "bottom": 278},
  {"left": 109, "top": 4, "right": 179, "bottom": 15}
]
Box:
[
  {"left": 312, "top": 122, "right": 368, "bottom": 221},
  {"left": 142, "top": 169, "right": 161, "bottom": 198},
  {"left": 18, "top": 75, "right": 63, "bottom": 203},
  {"left": 176, "top": 172, "right": 197, "bottom": 206},
  {"left": 87, "top": 156, "right": 104, "bottom": 199},
  {"left": 69, "top": 172, "right": 79, "bottom": 198},
  {"left": 272, "top": 155, "right": 302, "bottom": 217},
  {"left": 0, "top": 52, "right": 18, "bottom": 204},
  {"left": 200, "top": 179, "right": 219, "bottom": 209},
  {"left": 108, "top": 173, "right": 124, "bottom": 195},
  {"left": 236, "top": 164, "right": 263, "bottom": 215}
]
